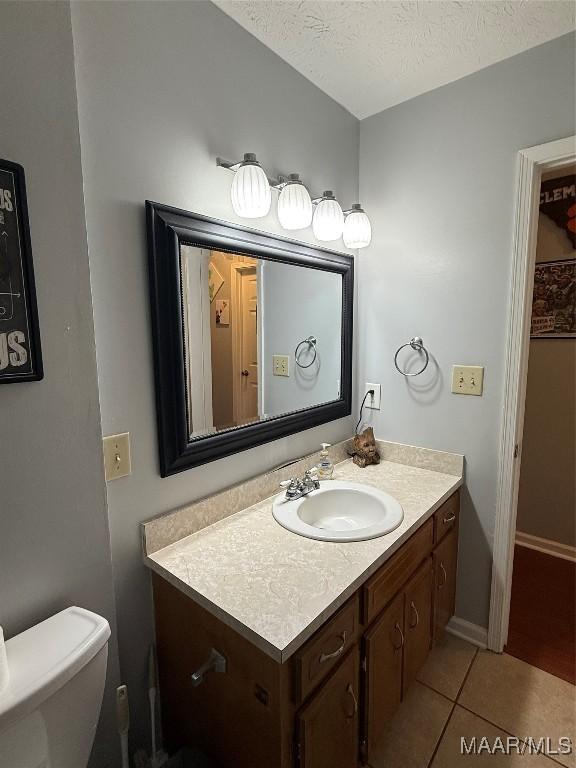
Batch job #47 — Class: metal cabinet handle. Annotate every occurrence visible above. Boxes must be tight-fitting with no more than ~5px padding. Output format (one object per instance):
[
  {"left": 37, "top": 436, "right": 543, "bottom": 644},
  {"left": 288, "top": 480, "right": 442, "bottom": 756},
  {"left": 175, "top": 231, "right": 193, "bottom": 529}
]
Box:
[
  {"left": 241, "top": 369, "right": 249, "bottom": 376},
  {"left": 393, "top": 622, "right": 405, "bottom": 650},
  {"left": 439, "top": 562, "right": 447, "bottom": 589},
  {"left": 319, "top": 631, "right": 347, "bottom": 664},
  {"left": 443, "top": 513, "right": 456, "bottom": 524},
  {"left": 409, "top": 600, "right": 419, "bottom": 629},
  {"left": 346, "top": 683, "right": 358, "bottom": 718}
]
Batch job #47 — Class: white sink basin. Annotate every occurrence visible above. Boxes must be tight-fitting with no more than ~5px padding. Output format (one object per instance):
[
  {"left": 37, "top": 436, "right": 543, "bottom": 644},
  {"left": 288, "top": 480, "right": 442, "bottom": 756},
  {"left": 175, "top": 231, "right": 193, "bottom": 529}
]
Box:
[{"left": 272, "top": 480, "right": 404, "bottom": 542}]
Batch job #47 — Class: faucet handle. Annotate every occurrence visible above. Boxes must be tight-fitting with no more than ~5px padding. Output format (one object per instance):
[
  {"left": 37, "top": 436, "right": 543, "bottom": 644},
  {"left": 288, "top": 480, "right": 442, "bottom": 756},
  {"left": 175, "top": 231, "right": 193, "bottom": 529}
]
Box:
[{"left": 280, "top": 478, "right": 297, "bottom": 488}]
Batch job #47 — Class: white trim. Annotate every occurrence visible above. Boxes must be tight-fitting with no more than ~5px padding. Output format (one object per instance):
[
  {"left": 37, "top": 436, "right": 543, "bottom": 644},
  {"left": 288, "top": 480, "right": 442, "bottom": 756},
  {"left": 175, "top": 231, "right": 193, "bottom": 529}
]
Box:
[
  {"left": 181, "top": 246, "right": 213, "bottom": 435},
  {"left": 447, "top": 616, "right": 488, "bottom": 649},
  {"left": 515, "top": 531, "right": 576, "bottom": 563},
  {"left": 488, "top": 135, "right": 576, "bottom": 653}
]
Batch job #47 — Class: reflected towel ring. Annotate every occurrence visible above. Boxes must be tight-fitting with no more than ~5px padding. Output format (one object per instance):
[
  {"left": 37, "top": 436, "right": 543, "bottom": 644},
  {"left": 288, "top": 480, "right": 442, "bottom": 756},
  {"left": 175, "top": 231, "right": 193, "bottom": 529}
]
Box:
[
  {"left": 394, "top": 336, "right": 429, "bottom": 377},
  {"left": 295, "top": 336, "right": 318, "bottom": 368}
]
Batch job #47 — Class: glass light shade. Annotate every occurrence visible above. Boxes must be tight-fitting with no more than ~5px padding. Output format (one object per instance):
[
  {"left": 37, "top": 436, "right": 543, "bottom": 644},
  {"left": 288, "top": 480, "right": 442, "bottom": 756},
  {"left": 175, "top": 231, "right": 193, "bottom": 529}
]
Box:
[
  {"left": 277, "top": 175, "right": 313, "bottom": 230},
  {"left": 312, "top": 191, "right": 344, "bottom": 241},
  {"left": 343, "top": 205, "right": 372, "bottom": 249},
  {"left": 230, "top": 154, "right": 271, "bottom": 218}
]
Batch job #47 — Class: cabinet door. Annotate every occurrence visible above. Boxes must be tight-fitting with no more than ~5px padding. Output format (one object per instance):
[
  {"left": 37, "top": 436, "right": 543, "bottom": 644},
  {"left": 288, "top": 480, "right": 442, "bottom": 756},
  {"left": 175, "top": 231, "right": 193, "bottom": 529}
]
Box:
[
  {"left": 434, "top": 525, "right": 458, "bottom": 641},
  {"left": 363, "top": 592, "right": 404, "bottom": 761},
  {"left": 298, "top": 647, "right": 360, "bottom": 768},
  {"left": 403, "top": 559, "right": 433, "bottom": 695}
]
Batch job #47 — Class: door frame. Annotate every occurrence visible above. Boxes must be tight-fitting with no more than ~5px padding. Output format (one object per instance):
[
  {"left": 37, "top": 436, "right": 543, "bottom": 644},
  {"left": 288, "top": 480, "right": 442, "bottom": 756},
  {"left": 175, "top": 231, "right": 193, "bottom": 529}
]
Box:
[
  {"left": 488, "top": 135, "right": 575, "bottom": 652},
  {"left": 231, "top": 261, "right": 260, "bottom": 425},
  {"left": 180, "top": 246, "right": 213, "bottom": 435}
]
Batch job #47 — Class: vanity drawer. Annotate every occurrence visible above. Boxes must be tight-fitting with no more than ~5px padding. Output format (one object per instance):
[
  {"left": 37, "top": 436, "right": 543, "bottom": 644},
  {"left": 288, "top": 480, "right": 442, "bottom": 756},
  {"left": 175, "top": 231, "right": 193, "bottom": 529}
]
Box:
[
  {"left": 294, "top": 593, "right": 359, "bottom": 703},
  {"left": 362, "top": 519, "right": 434, "bottom": 625},
  {"left": 433, "top": 492, "right": 460, "bottom": 544}
]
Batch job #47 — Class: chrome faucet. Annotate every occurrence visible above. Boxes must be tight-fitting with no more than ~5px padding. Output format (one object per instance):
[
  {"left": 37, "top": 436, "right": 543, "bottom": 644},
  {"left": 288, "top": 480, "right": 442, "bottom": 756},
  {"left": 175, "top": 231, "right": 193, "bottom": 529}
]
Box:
[{"left": 280, "top": 469, "right": 320, "bottom": 501}]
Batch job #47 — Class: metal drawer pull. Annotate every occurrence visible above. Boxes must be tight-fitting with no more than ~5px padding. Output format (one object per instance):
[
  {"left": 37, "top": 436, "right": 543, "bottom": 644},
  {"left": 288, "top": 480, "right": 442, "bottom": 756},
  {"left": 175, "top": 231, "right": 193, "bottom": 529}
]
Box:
[
  {"left": 393, "top": 622, "right": 405, "bottom": 650},
  {"left": 346, "top": 683, "right": 358, "bottom": 718},
  {"left": 319, "top": 631, "right": 347, "bottom": 663},
  {"left": 443, "top": 513, "right": 456, "bottom": 524},
  {"left": 439, "top": 562, "right": 447, "bottom": 588},
  {"left": 409, "top": 601, "right": 419, "bottom": 629}
]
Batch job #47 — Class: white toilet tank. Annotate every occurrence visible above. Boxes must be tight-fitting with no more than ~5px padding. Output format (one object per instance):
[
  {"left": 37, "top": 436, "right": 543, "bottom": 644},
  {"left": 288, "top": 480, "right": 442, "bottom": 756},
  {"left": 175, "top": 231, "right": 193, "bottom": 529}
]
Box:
[{"left": 0, "top": 607, "right": 110, "bottom": 768}]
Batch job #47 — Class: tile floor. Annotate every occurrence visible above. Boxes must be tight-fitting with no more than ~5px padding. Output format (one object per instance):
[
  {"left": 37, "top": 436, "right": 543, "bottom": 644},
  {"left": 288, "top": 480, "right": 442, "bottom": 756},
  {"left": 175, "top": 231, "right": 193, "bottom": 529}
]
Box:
[{"left": 369, "top": 632, "right": 576, "bottom": 768}]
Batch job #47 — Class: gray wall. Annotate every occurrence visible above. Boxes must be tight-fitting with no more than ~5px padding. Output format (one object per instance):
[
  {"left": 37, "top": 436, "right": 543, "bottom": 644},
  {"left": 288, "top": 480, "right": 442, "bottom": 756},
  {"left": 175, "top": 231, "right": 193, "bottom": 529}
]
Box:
[
  {"left": 261, "top": 261, "right": 342, "bottom": 415},
  {"left": 0, "top": 3, "right": 120, "bottom": 767},
  {"left": 358, "top": 32, "right": 576, "bottom": 629},
  {"left": 70, "top": 0, "right": 358, "bottom": 752}
]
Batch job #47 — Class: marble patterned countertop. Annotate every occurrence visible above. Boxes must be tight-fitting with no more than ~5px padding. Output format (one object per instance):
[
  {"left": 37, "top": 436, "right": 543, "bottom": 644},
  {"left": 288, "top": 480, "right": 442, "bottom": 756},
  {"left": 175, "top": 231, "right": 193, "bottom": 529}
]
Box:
[{"left": 143, "top": 441, "right": 463, "bottom": 662}]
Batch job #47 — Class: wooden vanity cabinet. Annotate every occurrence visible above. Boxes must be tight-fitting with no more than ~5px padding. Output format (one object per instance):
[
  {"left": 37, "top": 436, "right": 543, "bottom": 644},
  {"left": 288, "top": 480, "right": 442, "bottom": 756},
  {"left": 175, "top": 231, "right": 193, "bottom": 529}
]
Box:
[
  {"left": 361, "top": 557, "right": 434, "bottom": 761},
  {"left": 402, "top": 558, "right": 434, "bottom": 695},
  {"left": 297, "top": 648, "right": 360, "bottom": 768},
  {"left": 433, "top": 525, "right": 458, "bottom": 640},
  {"left": 152, "top": 490, "right": 460, "bottom": 768},
  {"left": 363, "top": 592, "right": 404, "bottom": 757}
]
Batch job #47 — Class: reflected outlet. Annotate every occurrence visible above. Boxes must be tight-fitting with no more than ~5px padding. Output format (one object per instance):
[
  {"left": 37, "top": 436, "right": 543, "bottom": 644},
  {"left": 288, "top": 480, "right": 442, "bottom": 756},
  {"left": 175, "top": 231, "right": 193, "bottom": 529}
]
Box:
[{"left": 273, "top": 355, "right": 289, "bottom": 377}]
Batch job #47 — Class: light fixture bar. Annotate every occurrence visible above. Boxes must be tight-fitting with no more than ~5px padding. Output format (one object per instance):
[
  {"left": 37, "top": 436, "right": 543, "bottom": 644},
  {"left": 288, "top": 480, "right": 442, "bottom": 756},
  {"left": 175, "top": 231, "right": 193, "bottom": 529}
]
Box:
[
  {"left": 217, "top": 156, "right": 281, "bottom": 190},
  {"left": 217, "top": 157, "right": 318, "bottom": 196}
]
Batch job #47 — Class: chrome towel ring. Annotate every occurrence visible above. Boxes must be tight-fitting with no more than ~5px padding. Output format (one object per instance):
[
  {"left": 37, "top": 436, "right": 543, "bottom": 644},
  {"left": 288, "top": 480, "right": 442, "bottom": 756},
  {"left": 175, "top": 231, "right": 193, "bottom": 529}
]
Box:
[
  {"left": 295, "top": 336, "right": 318, "bottom": 368},
  {"left": 394, "top": 336, "right": 430, "bottom": 377}
]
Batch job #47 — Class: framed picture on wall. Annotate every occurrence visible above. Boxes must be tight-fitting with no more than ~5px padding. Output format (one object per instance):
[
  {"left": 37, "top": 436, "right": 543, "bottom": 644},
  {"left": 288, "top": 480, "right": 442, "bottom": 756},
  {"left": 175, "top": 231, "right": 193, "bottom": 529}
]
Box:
[
  {"left": 0, "top": 159, "right": 43, "bottom": 382},
  {"left": 530, "top": 258, "right": 575, "bottom": 338}
]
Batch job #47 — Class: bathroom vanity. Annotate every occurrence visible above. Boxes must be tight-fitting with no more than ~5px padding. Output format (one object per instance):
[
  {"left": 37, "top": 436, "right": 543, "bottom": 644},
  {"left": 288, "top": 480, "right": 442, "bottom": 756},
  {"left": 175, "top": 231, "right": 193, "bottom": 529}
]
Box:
[{"left": 143, "top": 443, "right": 462, "bottom": 768}]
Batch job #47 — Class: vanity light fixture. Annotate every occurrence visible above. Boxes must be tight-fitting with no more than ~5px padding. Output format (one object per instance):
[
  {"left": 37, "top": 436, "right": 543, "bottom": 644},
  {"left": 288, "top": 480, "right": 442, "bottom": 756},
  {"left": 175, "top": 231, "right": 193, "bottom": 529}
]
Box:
[
  {"left": 312, "top": 191, "right": 344, "bottom": 242},
  {"left": 217, "top": 156, "right": 372, "bottom": 246},
  {"left": 277, "top": 174, "right": 313, "bottom": 230},
  {"left": 343, "top": 204, "right": 372, "bottom": 249},
  {"left": 229, "top": 153, "right": 271, "bottom": 219}
]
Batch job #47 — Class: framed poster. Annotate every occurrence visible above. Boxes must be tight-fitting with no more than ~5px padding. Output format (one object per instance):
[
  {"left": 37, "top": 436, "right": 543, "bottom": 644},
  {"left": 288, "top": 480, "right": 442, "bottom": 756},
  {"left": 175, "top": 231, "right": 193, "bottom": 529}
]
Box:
[
  {"left": 530, "top": 258, "right": 575, "bottom": 339},
  {"left": 0, "top": 159, "right": 43, "bottom": 382}
]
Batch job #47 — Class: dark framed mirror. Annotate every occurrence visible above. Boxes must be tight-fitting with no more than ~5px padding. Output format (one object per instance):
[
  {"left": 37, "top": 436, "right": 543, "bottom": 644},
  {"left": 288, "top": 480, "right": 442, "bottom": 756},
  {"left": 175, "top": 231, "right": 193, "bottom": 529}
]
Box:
[{"left": 146, "top": 202, "right": 353, "bottom": 476}]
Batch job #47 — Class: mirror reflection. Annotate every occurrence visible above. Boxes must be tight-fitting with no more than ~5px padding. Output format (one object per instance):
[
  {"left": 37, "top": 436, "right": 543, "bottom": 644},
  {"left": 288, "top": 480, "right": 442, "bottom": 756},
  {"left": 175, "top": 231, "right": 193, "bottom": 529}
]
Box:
[{"left": 180, "top": 246, "right": 343, "bottom": 438}]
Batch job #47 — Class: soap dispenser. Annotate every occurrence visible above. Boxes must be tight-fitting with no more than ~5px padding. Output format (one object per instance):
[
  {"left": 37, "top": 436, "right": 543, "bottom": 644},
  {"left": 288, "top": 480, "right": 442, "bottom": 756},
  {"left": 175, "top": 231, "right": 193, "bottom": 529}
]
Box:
[{"left": 316, "top": 443, "right": 334, "bottom": 480}]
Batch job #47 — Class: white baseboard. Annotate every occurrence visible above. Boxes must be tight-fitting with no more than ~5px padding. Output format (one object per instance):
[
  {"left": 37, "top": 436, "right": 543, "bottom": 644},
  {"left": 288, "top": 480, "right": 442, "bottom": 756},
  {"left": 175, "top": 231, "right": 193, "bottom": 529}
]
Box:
[
  {"left": 515, "top": 531, "right": 576, "bottom": 562},
  {"left": 446, "top": 616, "right": 488, "bottom": 649}
]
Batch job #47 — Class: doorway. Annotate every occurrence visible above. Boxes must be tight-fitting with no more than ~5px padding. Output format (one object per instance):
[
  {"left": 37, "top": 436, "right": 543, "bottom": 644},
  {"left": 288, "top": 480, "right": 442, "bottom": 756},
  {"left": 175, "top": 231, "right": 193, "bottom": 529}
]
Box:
[
  {"left": 505, "top": 164, "right": 576, "bottom": 683},
  {"left": 231, "top": 263, "right": 260, "bottom": 426},
  {"left": 488, "top": 136, "right": 576, "bottom": 665}
]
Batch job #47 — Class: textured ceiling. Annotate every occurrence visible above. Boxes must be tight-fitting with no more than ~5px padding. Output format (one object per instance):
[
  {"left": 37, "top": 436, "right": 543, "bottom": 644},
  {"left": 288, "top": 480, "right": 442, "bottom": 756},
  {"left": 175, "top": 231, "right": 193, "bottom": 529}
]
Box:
[{"left": 214, "top": 1, "right": 575, "bottom": 119}]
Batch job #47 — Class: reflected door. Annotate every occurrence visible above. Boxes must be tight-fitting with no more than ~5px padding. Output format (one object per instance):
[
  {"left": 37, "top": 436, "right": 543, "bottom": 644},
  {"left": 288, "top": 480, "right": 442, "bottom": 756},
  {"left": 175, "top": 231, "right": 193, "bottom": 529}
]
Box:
[{"left": 237, "top": 266, "right": 259, "bottom": 423}]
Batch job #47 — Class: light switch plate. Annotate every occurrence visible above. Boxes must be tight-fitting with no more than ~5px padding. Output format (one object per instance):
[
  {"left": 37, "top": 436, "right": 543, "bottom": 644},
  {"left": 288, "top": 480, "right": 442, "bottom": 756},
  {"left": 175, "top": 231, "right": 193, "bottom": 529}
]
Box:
[
  {"left": 365, "top": 382, "right": 381, "bottom": 410},
  {"left": 103, "top": 432, "right": 131, "bottom": 480},
  {"left": 273, "top": 355, "right": 289, "bottom": 377},
  {"left": 451, "top": 365, "right": 484, "bottom": 396}
]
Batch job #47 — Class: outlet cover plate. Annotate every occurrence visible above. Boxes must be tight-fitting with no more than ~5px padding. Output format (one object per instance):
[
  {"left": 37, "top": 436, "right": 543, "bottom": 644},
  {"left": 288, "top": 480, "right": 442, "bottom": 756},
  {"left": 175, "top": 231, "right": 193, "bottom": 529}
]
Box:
[
  {"left": 365, "top": 382, "right": 381, "bottom": 410},
  {"left": 451, "top": 365, "right": 484, "bottom": 396},
  {"left": 273, "top": 355, "right": 289, "bottom": 377},
  {"left": 103, "top": 432, "right": 132, "bottom": 480}
]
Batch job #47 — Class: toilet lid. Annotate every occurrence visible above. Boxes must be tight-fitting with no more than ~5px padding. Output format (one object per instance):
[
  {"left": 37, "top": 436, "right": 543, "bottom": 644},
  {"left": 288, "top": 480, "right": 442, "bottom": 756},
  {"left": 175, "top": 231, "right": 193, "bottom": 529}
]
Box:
[{"left": 0, "top": 607, "right": 110, "bottom": 732}]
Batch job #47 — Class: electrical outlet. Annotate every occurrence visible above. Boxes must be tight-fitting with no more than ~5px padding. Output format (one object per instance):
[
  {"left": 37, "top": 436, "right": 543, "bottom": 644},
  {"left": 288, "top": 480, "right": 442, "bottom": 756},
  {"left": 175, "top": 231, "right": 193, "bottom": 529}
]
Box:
[
  {"left": 451, "top": 365, "right": 484, "bottom": 396},
  {"left": 103, "top": 432, "right": 131, "bottom": 480},
  {"left": 273, "top": 355, "right": 289, "bottom": 377},
  {"left": 365, "top": 382, "right": 381, "bottom": 410}
]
